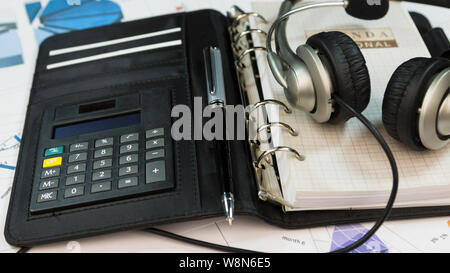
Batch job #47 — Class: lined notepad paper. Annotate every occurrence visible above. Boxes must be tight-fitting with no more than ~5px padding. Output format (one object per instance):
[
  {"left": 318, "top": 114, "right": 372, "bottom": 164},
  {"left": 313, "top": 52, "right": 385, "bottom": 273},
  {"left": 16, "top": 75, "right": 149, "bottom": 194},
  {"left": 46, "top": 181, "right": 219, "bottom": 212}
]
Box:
[{"left": 248, "top": 1, "right": 450, "bottom": 210}]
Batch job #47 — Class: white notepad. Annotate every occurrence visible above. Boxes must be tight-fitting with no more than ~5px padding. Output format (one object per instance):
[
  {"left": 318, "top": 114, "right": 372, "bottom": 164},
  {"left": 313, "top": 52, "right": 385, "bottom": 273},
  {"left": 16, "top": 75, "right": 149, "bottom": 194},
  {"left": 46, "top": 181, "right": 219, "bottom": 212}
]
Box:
[{"left": 248, "top": 1, "right": 450, "bottom": 210}]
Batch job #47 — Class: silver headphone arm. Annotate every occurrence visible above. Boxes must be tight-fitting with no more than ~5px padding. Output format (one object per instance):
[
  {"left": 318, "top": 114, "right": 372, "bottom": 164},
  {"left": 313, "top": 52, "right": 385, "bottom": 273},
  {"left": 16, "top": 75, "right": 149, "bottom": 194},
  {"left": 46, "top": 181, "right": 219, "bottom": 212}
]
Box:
[
  {"left": 266, "top": 1, "right": 348, "bottom": 88},
  {"left": 266, "top": 1, "right": 348, "bottom": 54},
  {"left": 275, "top": 1, "right": 299, "bottom": 67}
]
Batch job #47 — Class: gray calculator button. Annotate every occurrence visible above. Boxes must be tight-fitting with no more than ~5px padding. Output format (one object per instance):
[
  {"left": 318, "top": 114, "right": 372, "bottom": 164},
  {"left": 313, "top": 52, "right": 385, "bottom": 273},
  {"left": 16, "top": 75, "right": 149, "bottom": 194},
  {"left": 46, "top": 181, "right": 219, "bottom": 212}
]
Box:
[
  {"left": 91, "top": 181, "right": 112, "bottom": 193},
  {"left": 67, "top": 163, "right": 86, "bottom": 174},
  {"left": 68, "top": 152, "right": 87, "bottom": 163},
  {"left": 64, "top": 186, "right": 84, "bottom": 198},
  {"left": 120, "top": 143, "right": 139, "bottom": 154},
  {"left": 92, "top": 170, "right": 112, "bottom": 181},
  {"left": 41, "top": 167, "right": 60, "bottom": 179},
  {"left": 95, "top": 137, "right": 113, "bottom": 148},
  {"left": 94, "top": 148, "right": 113, "bottom": 158},
  {"left": 118, "top": 177, "right": 138, "bottom": 189},
  {"left": 39, "top": 179, "right": 59, "bottom": 190},
  {"left": 146, "top": 128, "right": 164, "bottom": 139},
  {"left": 65, "top": 174, "right": 85, "bottom": 185},
  {"left": 93, "top": 158, "right": 113, "bottom": 169},
  {"left": 119, "top": 165, "right": 138, "bottom": 176},
  {"left": 120, "top": 154, "right": 138, "bottom": 165},
  {"left": 37, "top": 190, "right": 57, "bottom": 203},
  {"left": 146, "top": 138, "right": 164, "bottom": 150},
  {"left": 146, "top": 161, "right": 166, "bottom": 183},
  {"left": 70, "top": 142, "right": 88, "bottom": 152},
  {"left": 120, "top": 133, "right": 139, "bottom": 143},
  {"left": 146, "top": 149, "right": 165, "bottom": 160}
]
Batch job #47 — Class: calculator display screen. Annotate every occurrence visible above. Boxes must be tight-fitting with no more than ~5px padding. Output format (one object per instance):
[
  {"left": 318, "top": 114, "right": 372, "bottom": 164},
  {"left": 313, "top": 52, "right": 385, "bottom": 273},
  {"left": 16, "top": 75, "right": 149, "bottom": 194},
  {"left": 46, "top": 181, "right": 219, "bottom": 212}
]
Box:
[{"left": 53, "top": 112, "right": 141, "bottom": 139}]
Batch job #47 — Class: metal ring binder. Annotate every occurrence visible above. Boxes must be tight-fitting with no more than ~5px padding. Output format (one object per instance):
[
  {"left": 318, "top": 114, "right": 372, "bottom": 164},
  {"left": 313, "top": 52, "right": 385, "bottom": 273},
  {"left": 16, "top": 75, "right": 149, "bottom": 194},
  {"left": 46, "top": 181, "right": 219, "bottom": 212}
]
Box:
[
  {"left": 255, "top": 122, "right": 298, "bottom": 141},
  {"left": 251, "top": 99, "right": 292, "bottom": 114},
  {"left": 231, "top": 12, "right": 268, "bottom": 32},
  {"left": 237, "top": 47, "right": 267, "bottom": 69},
  {"left": 233, "top": 29, "right": 267, "bottom": 44},
  {"left": 254, "top": 146, "right": 305, "bottom": 169},
  {"left": 227, "top": 6, "right": 302, "bottom": 208}
]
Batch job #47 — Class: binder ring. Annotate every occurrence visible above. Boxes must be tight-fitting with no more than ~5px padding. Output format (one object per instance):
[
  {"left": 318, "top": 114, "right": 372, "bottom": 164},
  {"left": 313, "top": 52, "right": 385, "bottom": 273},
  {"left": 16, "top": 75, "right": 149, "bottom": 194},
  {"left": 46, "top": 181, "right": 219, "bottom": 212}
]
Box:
[
  {"left": 231, "top": 12, "right": 268, "bottom": 32},
  {"left": 251, "top": 99, "right": 292, "bottom": 115},
  {"left": 233, "top": 29, "right": 267, "bottom": 44},
  {"left": 254, "top": 146, "right": 305, "bottom": 169},
  {"left": 254, "top": 122, "right": 298, "bottom": 141},
  {"left": 237, "top": 47, "right": 267, "bottom": 69}
]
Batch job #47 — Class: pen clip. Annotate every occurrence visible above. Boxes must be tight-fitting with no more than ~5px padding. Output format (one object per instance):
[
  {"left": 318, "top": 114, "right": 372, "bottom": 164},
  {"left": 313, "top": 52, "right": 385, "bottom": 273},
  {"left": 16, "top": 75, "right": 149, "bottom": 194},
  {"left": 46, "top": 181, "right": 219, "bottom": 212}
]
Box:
[{"left": 203, "top": 47, "right": 227, "bottom": 105}]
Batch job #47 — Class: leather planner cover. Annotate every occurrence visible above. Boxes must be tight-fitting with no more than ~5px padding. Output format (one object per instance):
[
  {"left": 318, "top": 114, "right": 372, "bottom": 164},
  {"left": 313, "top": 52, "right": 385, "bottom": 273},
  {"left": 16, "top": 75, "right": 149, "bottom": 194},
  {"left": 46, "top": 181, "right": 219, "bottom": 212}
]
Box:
[{"left": 4, "top": 9, "right": 450, "bottom": 247}]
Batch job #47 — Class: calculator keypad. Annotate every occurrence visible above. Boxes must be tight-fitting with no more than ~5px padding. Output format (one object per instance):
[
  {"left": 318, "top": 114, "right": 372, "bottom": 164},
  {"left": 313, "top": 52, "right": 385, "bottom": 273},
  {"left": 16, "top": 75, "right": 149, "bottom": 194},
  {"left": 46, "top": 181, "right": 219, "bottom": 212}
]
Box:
[{"left": 30, "top": 128, "right": 173, "bottom": 214}]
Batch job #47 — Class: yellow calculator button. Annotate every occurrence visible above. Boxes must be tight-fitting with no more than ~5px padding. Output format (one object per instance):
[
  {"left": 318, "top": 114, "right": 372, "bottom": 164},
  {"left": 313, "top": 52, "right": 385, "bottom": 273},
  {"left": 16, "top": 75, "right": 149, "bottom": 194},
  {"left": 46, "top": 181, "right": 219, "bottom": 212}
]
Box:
[{"left": 43, "top": 157, "right": 62, "bottom": 168}]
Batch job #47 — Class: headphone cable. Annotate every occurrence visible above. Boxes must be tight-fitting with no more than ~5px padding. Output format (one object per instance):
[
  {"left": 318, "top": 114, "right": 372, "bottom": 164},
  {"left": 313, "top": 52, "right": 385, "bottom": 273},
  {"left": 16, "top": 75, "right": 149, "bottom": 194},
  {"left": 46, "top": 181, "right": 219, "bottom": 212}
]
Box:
[
  {"left": 145, "top": 95, "right": 399, "bottom": 253},
  {"left": 328, "top": 95, "right": 399, "bottom": 252}
]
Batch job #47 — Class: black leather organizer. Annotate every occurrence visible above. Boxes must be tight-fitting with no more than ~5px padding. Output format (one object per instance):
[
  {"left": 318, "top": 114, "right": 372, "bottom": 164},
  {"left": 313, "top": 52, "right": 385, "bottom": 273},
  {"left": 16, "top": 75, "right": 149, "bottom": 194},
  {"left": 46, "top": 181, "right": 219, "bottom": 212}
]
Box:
[{"left": 5, "top": 9, "right": 450, "bottom": 247}]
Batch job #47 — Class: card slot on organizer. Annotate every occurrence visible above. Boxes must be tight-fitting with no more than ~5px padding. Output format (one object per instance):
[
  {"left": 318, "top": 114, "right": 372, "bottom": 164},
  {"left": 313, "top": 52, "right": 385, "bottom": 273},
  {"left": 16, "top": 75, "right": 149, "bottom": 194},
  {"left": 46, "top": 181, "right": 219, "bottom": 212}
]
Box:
[
  {"left": 46, "top": 38, "right": 183, "bottom": 70},
  {"left": 38, "top": 44, "right": 185, "bottom": 86}
]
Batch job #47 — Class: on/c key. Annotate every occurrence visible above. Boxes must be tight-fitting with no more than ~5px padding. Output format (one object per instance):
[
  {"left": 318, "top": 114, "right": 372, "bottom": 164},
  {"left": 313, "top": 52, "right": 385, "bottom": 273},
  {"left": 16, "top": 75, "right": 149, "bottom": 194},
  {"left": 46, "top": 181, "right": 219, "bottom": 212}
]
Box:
[{"left": 43, "top": 157, "right": 62, "bottom": 168}]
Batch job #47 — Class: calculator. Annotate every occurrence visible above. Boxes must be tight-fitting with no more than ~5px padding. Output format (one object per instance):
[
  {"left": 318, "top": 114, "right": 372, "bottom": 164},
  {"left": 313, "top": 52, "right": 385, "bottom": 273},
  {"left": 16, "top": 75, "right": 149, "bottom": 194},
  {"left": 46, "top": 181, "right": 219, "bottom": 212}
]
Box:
[{"left": 29, "top": 92, "right": 175, "bottom": 214}]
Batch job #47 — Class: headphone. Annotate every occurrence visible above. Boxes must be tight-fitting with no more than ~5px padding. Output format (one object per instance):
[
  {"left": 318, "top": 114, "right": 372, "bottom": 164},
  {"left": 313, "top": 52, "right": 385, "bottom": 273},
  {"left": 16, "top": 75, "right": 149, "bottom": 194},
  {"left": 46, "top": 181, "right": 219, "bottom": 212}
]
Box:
[{"left": 267, "top": 0, "right": 450, "bottom": 151}]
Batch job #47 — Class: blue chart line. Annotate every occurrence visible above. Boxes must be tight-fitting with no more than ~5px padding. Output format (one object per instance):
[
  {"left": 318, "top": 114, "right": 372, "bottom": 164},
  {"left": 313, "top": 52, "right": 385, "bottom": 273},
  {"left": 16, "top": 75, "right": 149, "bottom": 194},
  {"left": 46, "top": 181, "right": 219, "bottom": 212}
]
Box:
[
  {"left": 0, "top": 164, "right": 15, "bottom": 170},
  {"left": 0, "top": 134, "right": 21, "bottom": 171}
]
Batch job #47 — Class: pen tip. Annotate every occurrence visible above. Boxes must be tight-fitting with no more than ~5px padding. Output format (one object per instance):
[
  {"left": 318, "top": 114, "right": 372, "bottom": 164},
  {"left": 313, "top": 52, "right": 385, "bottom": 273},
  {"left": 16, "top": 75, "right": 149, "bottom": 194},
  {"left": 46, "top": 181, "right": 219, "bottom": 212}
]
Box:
[{"left": 227, "top": 218, "right": 233, "bottom": 226}]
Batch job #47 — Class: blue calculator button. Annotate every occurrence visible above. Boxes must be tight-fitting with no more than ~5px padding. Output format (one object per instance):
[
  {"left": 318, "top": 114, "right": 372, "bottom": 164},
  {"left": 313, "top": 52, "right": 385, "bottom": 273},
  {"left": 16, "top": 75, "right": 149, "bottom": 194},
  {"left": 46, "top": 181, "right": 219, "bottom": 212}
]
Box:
[{"left": 44, "top": 146, "right": 64, "bottom": 157}]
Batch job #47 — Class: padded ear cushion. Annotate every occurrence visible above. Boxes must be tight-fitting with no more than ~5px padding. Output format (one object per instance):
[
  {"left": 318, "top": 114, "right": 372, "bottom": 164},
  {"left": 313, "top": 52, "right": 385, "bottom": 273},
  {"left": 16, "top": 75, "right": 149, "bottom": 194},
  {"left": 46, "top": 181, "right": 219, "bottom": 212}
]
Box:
[
  {"left": 306, "top": 31, "right": 371, "bottom": 124},
  {"left": 382, "top": 57, "right": 450, "bottom": 150}
]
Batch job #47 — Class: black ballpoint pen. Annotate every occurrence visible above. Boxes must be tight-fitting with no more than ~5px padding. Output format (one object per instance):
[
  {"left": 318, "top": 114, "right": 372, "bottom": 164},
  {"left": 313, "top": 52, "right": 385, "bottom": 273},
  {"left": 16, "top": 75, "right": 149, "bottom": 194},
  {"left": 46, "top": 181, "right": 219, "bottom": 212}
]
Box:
[{"left": 203, "top": 46, "right": 235, "bottom": 225}]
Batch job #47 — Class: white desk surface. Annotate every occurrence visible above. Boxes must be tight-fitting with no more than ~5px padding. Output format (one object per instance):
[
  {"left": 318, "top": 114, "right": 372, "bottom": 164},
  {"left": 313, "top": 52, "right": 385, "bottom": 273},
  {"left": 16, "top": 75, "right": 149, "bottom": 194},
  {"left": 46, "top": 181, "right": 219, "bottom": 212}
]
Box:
[{"left": 0, "top": 0, "right": 448, "bottom": 253}]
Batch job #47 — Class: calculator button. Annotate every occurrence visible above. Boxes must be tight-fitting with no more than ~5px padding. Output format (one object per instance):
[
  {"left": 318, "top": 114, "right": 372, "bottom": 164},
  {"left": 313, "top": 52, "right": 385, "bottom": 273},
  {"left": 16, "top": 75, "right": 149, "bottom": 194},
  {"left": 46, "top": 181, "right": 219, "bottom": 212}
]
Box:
[
  {"left": 119, "top": 165, "right": 138, "bottom": 176},
  {"left": 146, "top": 138, "right": 164, "bottom": 150},
  {"left": 39, "top": 179, "right": 59, "bottom": 190},
  {"left": 94, "top": 148, "right": 113, "bottom": 158},
  {"left": 120, "top": 133, "right": 139, "bottom": 143},
  {"left": 95, "top": 137, "right": 113, "bottom": 148},
  {"left": 64, "top": 186, "right": 84, "bottom": 198},
  {"left": 37, "top": 190, "right": 57, "bottom": 203},
  {"left": 42, "top": 157, "right": 62, "bottom": 168},
  {"left": 146, "top": 149, "right": 165, "bottom": 160},
  {"left": 67, "top": 163, "right": 86, "bottom": 174},
  {"left": 68, "top": 152, "right": 87, "bottom": 163},
  {"left": 65, "top": 174, "right": 85, "bottom": 186},
  {"left": 120, "top": 143, "right": 139, "bottom": 154},
  {"left": 118, "top": 177, "right": 138, "bottom": 189},
  {"left": 44, "top": 146, "right": 64, "bottom": 157},
  {"left": 92, "top": 170, "right": 112, "bottom": 181},
  {"left": 93, "top": 159, "right": 113, "bottom": 169},
  {"left": 120, "top": 154, "right": 138, "bottom": 165},
  {"left": 146, "top": 128, "right": 164, "bottom": 139},
  {"left": 146, "top": 161, "right": 166, "bottom": 183},
  {"left": 41, "top": 168, "right": 60, "bottom": 179},
  {"left": 70, "top": 142, "right": 88, "bottom": 152},
  {"left": 91, "top": 181, "right": 112, "bottom": 193}
]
